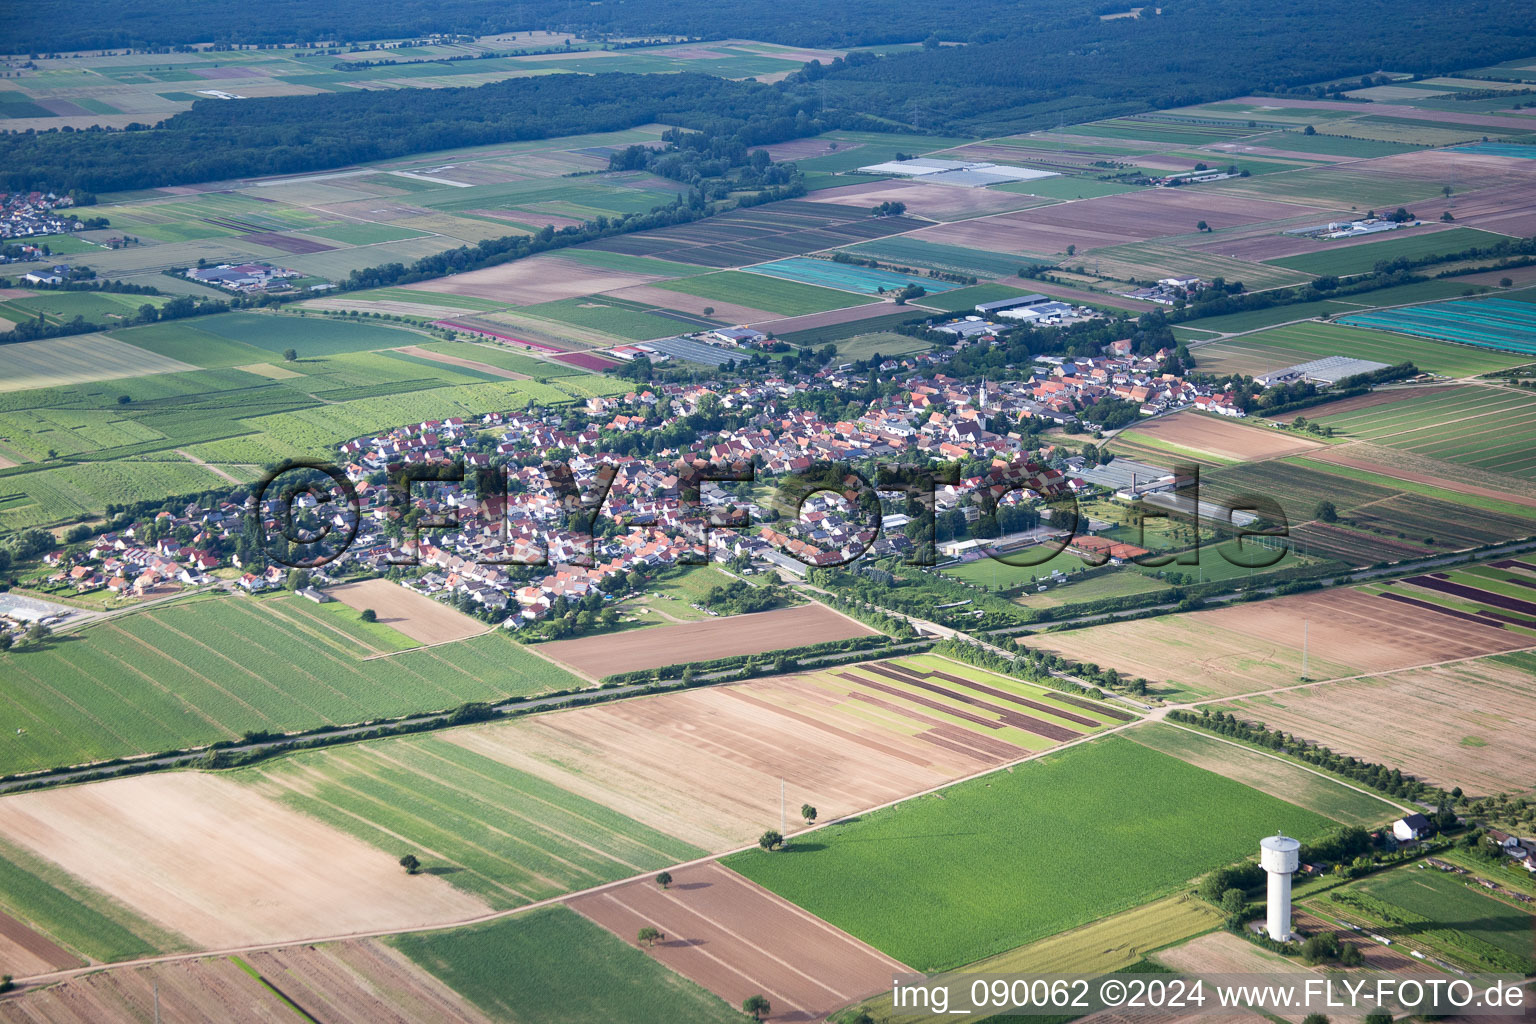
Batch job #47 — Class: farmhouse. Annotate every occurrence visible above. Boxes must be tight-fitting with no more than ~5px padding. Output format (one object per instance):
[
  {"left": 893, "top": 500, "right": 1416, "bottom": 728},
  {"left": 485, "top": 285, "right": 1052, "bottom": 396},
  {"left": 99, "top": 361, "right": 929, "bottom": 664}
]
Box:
[{"left": 1392, "top": 813, "right": 1432, "bottom": 842}]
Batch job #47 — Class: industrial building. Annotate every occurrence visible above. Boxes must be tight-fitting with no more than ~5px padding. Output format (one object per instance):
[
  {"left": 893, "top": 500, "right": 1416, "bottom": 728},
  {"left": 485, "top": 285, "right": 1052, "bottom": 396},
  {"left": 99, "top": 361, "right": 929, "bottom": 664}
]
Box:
[{"left": 855, "top": 158, "right": 1059, "bottom": 188}]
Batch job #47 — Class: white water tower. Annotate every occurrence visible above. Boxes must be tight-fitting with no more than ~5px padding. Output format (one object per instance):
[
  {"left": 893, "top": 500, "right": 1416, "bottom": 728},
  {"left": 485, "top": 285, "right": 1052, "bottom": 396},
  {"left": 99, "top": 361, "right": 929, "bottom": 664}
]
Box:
[{"left": 1260, "top": 833, "right": 1301, "bottom": 941}]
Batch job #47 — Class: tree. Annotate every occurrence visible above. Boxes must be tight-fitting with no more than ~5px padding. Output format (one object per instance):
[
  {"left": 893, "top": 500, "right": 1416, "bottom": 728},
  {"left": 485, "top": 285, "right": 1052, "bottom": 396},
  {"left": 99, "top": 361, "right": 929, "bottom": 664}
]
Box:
[
  {"left": 923, "top": 33, "right": 941, "bottom": 49},
  {"left": 283, "top": 347, "right": 298, "bottom": 362},
  {"left": 638, "top": 925, "right": 663, "bottom": 947},
  {"left": 1301, "top": 933, "right": 1339, "bottom": 964},
  {"left": 1363, "top": 1012, "right": 1392, "bottom": 1024},
  {"left": 24, "top": 623, "right": 50, "bottom": 646},
  {"left": 1440, "top": 211, "right": 1454, "bottom": 222},
  {"left": 1500, "top": 277, "right": 1514, "bottom": 288},
  {"left": 1197, "top": 220, "right": 1210, "bottom": 232},
  {"left": 398, "top": 853, "right": 420, "bottom": 874},
  {"left": 1337, "top": 942, "right": 1364, "bottom": 967},
  {"left": 743, "top": 995, "right": 771, "bottom": 1020},
  {"left": 1302, "top": 1015, "right": 1330, "bottom": 1024},
  {"left": 759, "top": 829, "right": 784, "bottom": 851},
  {"left": 0, "top": 974, "right": 12, "bottom": 994},
  {"left": 702, "top": 306, "right": 714, "bottom": 315},
  {"left": 801, "top": 803, "right": 817, "bottom": 825},
  {"left": 1314, "top": 500, "right": 1338, "bottom": 523},
  {"left": 1303, "top": 125, "right": 1317, "bottom": 135},
  {"left": 285, "top": 569, "right": 304, "bottom": 591},
  {"left": 360, "top": 608, "right": 377, "bottom": 622},
  {"left": 656, "top": 870, "right": 673, "bottom": 889},
  {"left": 1220, "top": 887, "right": 1246, "bottom": 916},
  {"left": 116, "top": 394, "right": 131, "bottom": 404}
]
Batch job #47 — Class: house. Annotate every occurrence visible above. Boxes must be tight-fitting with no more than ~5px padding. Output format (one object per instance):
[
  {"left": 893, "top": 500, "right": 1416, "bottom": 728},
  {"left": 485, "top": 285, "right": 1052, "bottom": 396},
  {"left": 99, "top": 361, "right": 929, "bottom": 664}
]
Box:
[{"left": 1392, "top": 813, "right": 1432, "bottom": 842}]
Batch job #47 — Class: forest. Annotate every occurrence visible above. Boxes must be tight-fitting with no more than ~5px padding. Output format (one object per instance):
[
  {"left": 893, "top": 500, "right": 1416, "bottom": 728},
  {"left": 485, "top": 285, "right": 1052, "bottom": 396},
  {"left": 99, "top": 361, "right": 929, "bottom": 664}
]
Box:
[{"left": 0, "top": 73, "right": 824, "bottom": 193}]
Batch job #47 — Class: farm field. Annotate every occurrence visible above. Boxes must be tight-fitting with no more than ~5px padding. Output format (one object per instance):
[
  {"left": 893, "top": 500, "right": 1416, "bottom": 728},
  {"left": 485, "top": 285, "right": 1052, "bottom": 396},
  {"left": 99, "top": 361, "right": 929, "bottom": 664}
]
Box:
[
  {"left": 837, "top": 236, "right": 1033, "bottom": 278},
  {"left": 827, "top": 330, "right": 932, "bottom": 361},
  {"left": 238, "top": 734, "right": 702, "bottom": 910},
  {"left": 723, "top": 736, "right": 1332, "bottom": 971},
  {"left": 1216, "top": 650, "right": 1536, "bottom": 796},
  {"left": 0, "top": 771, "right": 487, "bottom": 950},
  {"left": 1116, "top": 411, "right": 1326, "bottom": 461},
  {"left": 185, "top": 311, "right": 429, "bottom": 357},
  {"left": 0, "top": 593, "right": 580, "bottom": 776},
  {"left": 1305, "top": 382, "right": 1536, "bottom": 480},
  {"left": 1313, "top": 865, "right": 1536, "bottom": 973},
  {"left": 1012, "top": 568, "right": 1173, "bottom": 609},
  {"left": 1173, "top": 279, "right": 1482, "bottom": 336},
  {"left": 535, "top": 603, "right": 875, "bottom": 677},
  {"left": 1264, "top": 226, "right": 1511, "bottom": 276},
  {"left": 652, "top": 270, "right": 866, "bottom": 317},
  {"left": 444, "top": 654, "right": 1129, "bottom": 851},
  {"left": 745, "top": 255, "right": 965, "bottom": 295},
  {"left": 570, "top": 862, "right": 904, "bottom": 1024},
  {"left": 1034, "top": 586, "right": 1534, "bottom": 700},
  {"left": 0, "top": 332, "right": 198, "bottom": 393},
  {"left": 1190, "top": 319, "right": 1530, "bottom": 378},
  {"left": 0, "top": 939, "right": 498, "bottom": 1024},
  {"left": 1338, "top": 297, "right": 1536, "bottom": 356},
  {"left": 392, "top": 906, "right": 743, "bottom": 1024},
  {"left": 1290, "top": 447, "right": 1536, "bottom": 516},
  {"left": 1082, "top": 242, "right": 1314, "bottom": 291},
  {"left": 326, "top": 579, "right": 490, "bottom": 645},
  {"left": 1127, "top": 723, "right": 1404, "bottom": 825}
]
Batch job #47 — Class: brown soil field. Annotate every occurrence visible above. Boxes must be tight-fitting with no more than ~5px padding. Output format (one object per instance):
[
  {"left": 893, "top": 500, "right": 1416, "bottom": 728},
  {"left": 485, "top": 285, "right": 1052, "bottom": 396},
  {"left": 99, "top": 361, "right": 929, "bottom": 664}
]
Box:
[
  {"left": 602, "top": 283, "right": 777, "bottom": 325},
  {"left": 393, "top": 345, "right": 529, "bottom": 380},
  {"left": 1217, "top": 654, "right": 1536, "bottom": 795},
  {"left": 0, "top": 773, "right": 487, "bottom": 950},
  {"left": 1452, "top": 263, "right": 1536, "bottom": 288},
  {"left": 1291, "top": 908, "right": 1417, "bottom": 971},
  {"left": 326, "top": 578, "right": 487, "bottom": 645},
  {"left": 1124, "top": 412, "right": 1325, "bottom": 461},
  {"left": 0, "top": 940, "right": 489, "bottom": 1024},
  {"left": 1156, "top": 932, "right": 1311, "bottom": 1022},
  {"left": 569, "top": 862, "right": 907, "bottom": 1023},
  {"left": 1305, "top": 442, "right": 1536, "bottom": 508},
  {"left": 805, "top": 179, "right": 1047, "bottom": 221},
  {"left": 405, "top": 255, "right": 667, "bottom": 303},
  {"left": 1036, "top": 587, "right": 1531, "bottom": 700},
  {"left": 537, "top": 603, "right": 874, "bottom": 677},
  {"left": 1295, "top": 385, "right": 1453, "bottom": 419},
  {"left": 0, "top": 911, "right": 79, "bottom": 977},
  {"left": 921, "top": 190, "right": 1327, "bottom": 256},
  {"left": 446, "top": 665, "right": 1039, "bottom": 850},
  {"left": 303, "top": 297, "right": 490, "bottom": 318}
]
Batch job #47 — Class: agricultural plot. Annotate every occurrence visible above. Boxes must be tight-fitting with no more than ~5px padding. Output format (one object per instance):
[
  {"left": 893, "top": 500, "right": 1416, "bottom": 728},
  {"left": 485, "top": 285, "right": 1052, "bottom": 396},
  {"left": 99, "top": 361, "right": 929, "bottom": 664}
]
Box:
[
  {"left": 446, "top": 654, "right": 1127, "bottom": 852},
  {"left": 1314, "top": 865, "right": 1536, "bottom": 973},
  {"left": 1289, "top": 449, "right": 1536, "bottom": 517},
  {"left": 393, "top": 906, "right": 742, "bottom": 1024},
  {"left": 723, "top": 736, "right": 1332, "bottom": 971},
  {"left": 1216, "top": 650, "right": 1536, "bottom": 796},
  {"left": 516, "top": 295, "right": 711, "bottom": 341},
  {"left": 536, "top": 603, "right": 876, "bottom": 677},
  {"left": 1208, "top": 164, "right": 1457, "bottom": 208},
  {"left": 1082, "top": 242, "right": 1314, "bottom": 291},
  {"left": 239, "top": 735, "right": 701, "bottom": 910},
  {"left": 1190, "top": 320, "right": 1528, "bottom": 378},
  {"left": 1306, "top": 382, "right": 1536, "bottom": 480},
  {"left": 827, "top": 330, "right": 932, "bottom": 361},
  {"left": 0, "top": 593, "right": 580, "bottom": 776},
  {"left": 1035, "top": 586, "right": 1533, "bottom": 701},
  {"left": 745, "top": 256, "right": 965, "bottom": 296},
  {"left": 0, "top": 771, "right": 487, "bottom": 950},
  {"left": 1338, "top": 297, "right": 1536, "bottom": 356},
  {"left": 0, "top": 332, "right": 197, "bottom": 392},
  {"left": 838, "top": 237, "right": 1036, "bottom": 278},
  {"left": 1118, "top": 411, "right": 1325, "bottom": 462},
  {"left": 109, "top": 319, "right": 277, "bottom": 368},
  {"left": 915, "top": 282, "right": 1038, "bottom": 313},
  {"left": 652, "top": 270, "right": 866, "bottom": 317},
  {"left": 188, "top": 311, "right": 427, "bottom": 357},
  {"left": 1265, "top": 226, "right": 1511, "bottom": 276},
  {"left": 570, "top": 862, "right": 906, "bottom": 1023},
  {"left": 324, "top": 579, "right": 487, "bottom": 646},
  {"left": 1127, "top": 723, "right": 1403, "bottom": 825}
]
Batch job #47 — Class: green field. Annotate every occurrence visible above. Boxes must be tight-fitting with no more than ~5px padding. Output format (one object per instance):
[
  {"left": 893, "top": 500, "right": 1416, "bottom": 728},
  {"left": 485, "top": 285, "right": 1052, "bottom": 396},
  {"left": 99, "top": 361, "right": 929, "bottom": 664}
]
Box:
[
  {"left": 0, "top": 834, "right": 189, "bottom": 962},
  {"left": 190, "top": 311, "right": 427, "bottom": 357},
  {"left": 724, "top": 736, "right": 1331, "bottom": 970},
  {"left": 1266, "top": 227, "right": 1511, "bottom": 276},
  {"left": 390, "top": 907, "right": 743, "bottom": 1024},
  {"left": 240, "top": 734, "right": 701, "bottom": 908},
  {"left": 0, "top": 594, "right": 580, "bottom": 776},
  {"left": 829, "top": 331, "right": 933, "bottom": 361},
  {"left": 411, "top": 341, "right": 586, "bottom": 377},
  {"left": 1175, "top": 279, "right": 1485, "bottom": 337},
  {"left": 110, "top": 320, "right": 277, "bottom": 367},
  {"left": 1320, "top": 866, "right": 1536, "bottom": 973},
  {"left": 519, "top": 296, "right": 698, "bottom": 341},
  {"left": 1127, "top": 723, "right": 1400, "bottom": 826},
  {"left": 1309, "top": 384, "right": 1536, "bottom": 480},
  {"left": 918, "top": 282, "right": 1037, "bottom": 313},
  {"left": 1210, "top": 165, "right": 1452, "bottom": 207},
  {"left": 838, "top": 238, "right": 1037, "bottom": 278},
  {"left": 1085, "top": 242, "right": 1315, "bottom": 291},
  {"left": 1192, "top": 320, "right": 1528, "bottom": 378},
  {"left": 652, "top": 271, "right": 865, "bottom": 316}
]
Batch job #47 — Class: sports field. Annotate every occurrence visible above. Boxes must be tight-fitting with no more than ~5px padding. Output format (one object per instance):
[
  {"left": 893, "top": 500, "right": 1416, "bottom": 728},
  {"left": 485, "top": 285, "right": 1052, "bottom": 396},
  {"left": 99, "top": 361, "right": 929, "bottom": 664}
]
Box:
[
  {"left": 652, "top": 271, "right": 865, "bottom": 316},
  {"left": 1338, "top": 297, "right": 1536, "bottom": 355},
  {"left": 1190, "top": 319, "right": 1529, "bottom": 378},
  {"left": 1265, "top": 226, "right": 1509, "bottom": 276},
  {"left": 1307, "top": 383, "right": 1536, "bottom": 479},
  {"left": 0, "top": 593, "right": 580, "bottom": 775},
  {"left": 723, "top": 736, "right": 1331, "bottom": 971},
  {"left": 240, "top": 735, "right": 702, "bottom": 909}
]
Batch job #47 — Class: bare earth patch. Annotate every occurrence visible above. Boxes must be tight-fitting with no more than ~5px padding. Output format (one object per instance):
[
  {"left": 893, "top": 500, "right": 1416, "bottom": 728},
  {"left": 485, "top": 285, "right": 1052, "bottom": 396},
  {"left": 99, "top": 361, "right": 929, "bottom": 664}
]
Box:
[
  {"left": 0, "top": 773, "right": 488, "bottom": 950},
  {"left": 569, "top": 862, "right": 907, "bottom": 1023},
  {"left": 405, "top": 255, "right": 667, "bottom": 303},
  {"left": 326, "top": 579, "right": 487, "bottom": 645},
  {"left": 1124, "top": 411, "right": 1325, "bottom": 461},
  {"left": 537, "top": 603, "right": 875, "bottom": 677}
]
